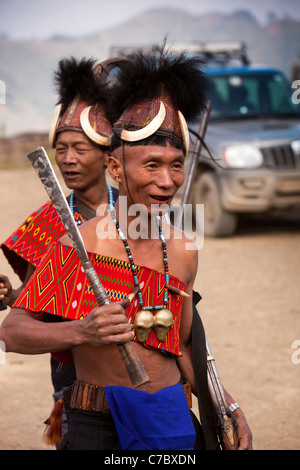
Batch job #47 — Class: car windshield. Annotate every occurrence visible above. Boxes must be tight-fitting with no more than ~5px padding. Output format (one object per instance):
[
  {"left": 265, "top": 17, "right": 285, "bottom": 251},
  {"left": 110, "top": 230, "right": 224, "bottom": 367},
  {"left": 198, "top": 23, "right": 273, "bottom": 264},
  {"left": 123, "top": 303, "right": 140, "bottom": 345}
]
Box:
[{"left": 208, "top": 71, "right": 300, "bottom": 120}]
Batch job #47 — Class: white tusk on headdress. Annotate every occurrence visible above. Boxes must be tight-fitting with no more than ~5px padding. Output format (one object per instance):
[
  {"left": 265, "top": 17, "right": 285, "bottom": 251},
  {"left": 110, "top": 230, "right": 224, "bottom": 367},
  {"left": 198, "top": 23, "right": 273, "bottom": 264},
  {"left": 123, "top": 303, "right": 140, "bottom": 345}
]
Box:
[
  {"left": 120, "top": 101, "right": 166, "bottom": 142},
  {"left": 80, "top": 106, "right": 111, "bottom": 146},
  {"left": 49, "top": 103, "right": 62, "bottom": 148},
  {"left": 178, "top": 110, "right": 190, "bottom": 156}
]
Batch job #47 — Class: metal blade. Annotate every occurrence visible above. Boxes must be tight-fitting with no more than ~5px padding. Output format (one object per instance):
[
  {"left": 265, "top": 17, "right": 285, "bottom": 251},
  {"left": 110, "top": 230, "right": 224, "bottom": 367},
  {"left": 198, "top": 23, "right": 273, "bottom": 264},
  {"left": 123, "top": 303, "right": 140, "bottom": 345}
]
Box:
[
  {"left": 27, "top": 146, "right": 110, "bottom": 306},
  {"left": 27, "top": 146, "right": 89, "bottom": 264}
]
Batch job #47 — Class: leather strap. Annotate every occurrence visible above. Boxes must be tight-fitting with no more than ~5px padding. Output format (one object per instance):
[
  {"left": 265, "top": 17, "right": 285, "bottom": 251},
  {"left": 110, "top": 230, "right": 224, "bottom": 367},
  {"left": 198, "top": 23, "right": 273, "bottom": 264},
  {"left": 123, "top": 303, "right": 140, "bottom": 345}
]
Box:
[
  {"left": 70, "top": 380, "right": 192, "bottom": 412},
  {"left": 70, "top": 380, "right": 110, "bottom": 412},
  {"left": 192, "top": 291, "right": 220, "bottom": 450}
]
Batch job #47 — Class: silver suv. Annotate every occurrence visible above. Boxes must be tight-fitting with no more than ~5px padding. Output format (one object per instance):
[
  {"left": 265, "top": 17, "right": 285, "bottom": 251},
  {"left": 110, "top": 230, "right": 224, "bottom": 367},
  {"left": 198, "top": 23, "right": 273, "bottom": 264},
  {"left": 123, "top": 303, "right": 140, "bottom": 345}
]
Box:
[{"left": 188, "top": 43, "right": 300, "bottom": 236}]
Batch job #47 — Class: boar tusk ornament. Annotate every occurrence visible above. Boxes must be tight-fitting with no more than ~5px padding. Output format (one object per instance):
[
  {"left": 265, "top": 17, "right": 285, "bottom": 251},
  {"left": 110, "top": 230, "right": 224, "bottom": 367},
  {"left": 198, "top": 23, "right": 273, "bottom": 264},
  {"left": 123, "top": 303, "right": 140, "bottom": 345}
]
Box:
[
  {"left": 178, "top": 110, "right": 190, "bottom": 157},
  {"left": 49, "top": 103, "right": 62, "bottom": 148},
  {"left": 80, "top": 106, "right": 111, "bottom": 146},
  {"left": 121, "top": 101, "right": 166, "bottom": 142}
]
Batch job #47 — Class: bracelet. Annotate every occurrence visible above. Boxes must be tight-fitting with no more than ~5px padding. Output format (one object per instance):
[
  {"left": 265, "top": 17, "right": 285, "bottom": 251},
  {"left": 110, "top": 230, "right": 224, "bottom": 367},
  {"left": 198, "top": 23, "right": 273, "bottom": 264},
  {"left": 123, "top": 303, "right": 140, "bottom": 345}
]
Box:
[{"left": 228, "top": 402, "right": 240, "bottom": 413}]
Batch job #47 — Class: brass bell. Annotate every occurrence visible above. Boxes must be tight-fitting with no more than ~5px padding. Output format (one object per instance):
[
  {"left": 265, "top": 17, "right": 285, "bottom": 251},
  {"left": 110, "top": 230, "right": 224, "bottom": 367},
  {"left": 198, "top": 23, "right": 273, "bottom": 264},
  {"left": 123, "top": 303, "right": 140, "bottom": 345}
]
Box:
[
  {"left": 153, "top": 308, "right": 174, "bottom": 342},
  {"left": 133, "top": 309, "right": 155, "bottom": 343}
]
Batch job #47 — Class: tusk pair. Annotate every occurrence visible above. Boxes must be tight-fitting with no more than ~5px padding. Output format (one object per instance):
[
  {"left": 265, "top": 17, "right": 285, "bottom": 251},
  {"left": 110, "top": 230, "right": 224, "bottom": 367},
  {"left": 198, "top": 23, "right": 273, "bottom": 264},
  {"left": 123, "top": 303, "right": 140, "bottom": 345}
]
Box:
[
  {"left": 50, "top": 99, "right": 190, "bottom": 154},
  {"left": 120, "top": 101, "right": 190, "bottom": 155},
  {"left": 48, "top": 103, "right": 111, "bottom": 147}
]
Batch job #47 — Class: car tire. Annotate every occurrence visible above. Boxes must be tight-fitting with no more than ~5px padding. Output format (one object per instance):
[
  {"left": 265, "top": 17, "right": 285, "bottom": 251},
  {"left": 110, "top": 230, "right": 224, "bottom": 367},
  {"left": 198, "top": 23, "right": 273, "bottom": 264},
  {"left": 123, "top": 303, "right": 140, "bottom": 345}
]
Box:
[{"left": 192, "top": 171, "right": 238, "bottom": 237}]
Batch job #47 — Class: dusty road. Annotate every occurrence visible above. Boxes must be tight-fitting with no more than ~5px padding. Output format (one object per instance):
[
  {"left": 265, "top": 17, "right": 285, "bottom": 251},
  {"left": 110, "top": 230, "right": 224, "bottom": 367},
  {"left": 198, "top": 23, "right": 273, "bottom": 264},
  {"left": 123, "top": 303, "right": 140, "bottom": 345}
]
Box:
[{"left": 0, "top": 168, "right": 299, "bottom": 450}]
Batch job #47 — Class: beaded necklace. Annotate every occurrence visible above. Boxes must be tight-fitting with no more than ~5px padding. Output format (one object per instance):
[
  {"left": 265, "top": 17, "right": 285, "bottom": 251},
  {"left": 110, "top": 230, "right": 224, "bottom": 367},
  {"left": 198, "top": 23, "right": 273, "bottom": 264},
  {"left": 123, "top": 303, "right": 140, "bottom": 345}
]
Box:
[
  {"left": 70, "top": 183, "right": 114, "bottom": 225},
  {"left": 110, "top": 204, "right": 174, "bottom": 344}
]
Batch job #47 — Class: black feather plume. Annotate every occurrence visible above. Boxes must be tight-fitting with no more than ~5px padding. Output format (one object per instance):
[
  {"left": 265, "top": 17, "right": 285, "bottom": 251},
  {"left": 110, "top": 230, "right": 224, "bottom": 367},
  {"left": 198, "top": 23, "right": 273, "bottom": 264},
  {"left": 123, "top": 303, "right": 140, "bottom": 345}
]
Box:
[
  {"left": 54, "top": 57, "right": 108, "bottom": 114},
  {"left": 107, "top": 43, "right": 209, "bottom": 124}
]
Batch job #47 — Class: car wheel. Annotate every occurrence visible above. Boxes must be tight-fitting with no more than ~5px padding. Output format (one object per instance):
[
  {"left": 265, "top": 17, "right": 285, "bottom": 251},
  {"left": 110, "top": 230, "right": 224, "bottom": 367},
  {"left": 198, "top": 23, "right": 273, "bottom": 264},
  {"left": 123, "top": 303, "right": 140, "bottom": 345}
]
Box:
[{"left": 192, "top": 171, "right": 238, "bottom": 237}]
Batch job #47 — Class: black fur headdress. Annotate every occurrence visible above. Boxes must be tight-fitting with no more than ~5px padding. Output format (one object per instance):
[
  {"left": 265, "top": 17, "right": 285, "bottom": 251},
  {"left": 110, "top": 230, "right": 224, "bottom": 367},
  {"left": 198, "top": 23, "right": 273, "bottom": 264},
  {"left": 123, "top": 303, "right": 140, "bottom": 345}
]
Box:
[
  {"left": 49, "top": 56, "right": 113, "bottom": 148},
  {"left": 108, "top": 43, "right": 209, "bottom": 127},
  {"left": 107, "top": 43, "right": 209, "bottom": 154},
  {"left": 54, "top": 56, "right": 108, "bottom": 114}
]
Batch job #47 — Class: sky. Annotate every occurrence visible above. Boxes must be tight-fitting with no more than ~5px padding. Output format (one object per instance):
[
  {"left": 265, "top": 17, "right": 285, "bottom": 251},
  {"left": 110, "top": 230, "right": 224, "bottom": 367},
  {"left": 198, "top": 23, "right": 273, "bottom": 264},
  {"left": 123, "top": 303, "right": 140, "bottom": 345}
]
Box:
[{"left": 1, "top": 0, "right": 300, "bottom": 40}]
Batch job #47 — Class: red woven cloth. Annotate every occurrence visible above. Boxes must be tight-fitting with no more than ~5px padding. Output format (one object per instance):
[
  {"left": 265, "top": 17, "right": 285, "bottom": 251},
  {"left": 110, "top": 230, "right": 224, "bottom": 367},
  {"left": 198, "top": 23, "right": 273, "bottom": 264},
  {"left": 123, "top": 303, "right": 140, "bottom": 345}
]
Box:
[
  {"left": 1, "top": 201, "right": 83, "bottom": 281},
  {"left": 13, "top": 241, "right": 187, "bottom": 360}
]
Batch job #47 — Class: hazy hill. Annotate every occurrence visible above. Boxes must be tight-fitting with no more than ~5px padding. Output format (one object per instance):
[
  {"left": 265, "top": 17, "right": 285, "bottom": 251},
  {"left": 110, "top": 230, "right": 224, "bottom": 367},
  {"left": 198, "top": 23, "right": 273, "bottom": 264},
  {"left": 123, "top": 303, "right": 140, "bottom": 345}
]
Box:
[{"left": 0, "top": 8, "right": 299, "bottom": 138}]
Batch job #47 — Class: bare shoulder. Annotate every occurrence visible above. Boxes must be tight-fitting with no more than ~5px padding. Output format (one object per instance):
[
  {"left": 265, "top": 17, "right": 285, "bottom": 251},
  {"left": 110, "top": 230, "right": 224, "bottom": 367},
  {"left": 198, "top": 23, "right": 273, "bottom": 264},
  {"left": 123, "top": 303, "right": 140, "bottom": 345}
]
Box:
[
  {"left": 163, "top": 222, "right": 198, "bottom": 284},
  {"left": 167, "top": 223, "right": 198, "bottom": 255},
  {"left": 59, "top": 216, "right": 104, "bottom": 249}
]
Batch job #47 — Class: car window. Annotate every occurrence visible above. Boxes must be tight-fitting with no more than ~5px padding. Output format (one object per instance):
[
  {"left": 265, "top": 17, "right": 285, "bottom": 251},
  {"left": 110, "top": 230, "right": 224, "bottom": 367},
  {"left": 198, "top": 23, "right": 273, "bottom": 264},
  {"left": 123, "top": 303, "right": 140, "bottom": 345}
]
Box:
[{"left": 208, "top": 72, "right": 300, "bottom": 119}]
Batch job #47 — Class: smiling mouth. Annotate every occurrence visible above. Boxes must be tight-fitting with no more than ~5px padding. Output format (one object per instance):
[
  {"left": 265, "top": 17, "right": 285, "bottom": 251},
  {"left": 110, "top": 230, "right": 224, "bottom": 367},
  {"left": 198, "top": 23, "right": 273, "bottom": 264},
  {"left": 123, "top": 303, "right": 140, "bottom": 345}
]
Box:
[{"left": 150, "top": 195, "right": 173, "bottom": 205}]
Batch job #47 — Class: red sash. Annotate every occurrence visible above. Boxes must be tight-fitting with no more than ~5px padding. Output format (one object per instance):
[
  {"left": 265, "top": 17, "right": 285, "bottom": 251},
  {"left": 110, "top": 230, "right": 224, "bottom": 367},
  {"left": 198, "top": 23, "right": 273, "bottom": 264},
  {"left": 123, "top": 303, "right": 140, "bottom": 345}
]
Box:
[
  {"left": 13, "top": 241, "right": 186, "bottom": 358},
  {"left": 1, "top": 201, "right": 82, "bottom": 281}
]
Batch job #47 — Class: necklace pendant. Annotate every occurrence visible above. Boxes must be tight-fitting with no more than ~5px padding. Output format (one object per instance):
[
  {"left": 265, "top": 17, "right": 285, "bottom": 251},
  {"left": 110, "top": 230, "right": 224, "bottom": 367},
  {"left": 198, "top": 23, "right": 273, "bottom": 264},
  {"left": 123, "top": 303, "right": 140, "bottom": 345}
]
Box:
[
  {"left": 112, "top": 214, "right": 174, "bottom": 345},
  {"left": 153, "top": 308, "right": 174, "bottom": 342},
  {"left": 133, "top": 309, "right": 155, "bottom": 343}
]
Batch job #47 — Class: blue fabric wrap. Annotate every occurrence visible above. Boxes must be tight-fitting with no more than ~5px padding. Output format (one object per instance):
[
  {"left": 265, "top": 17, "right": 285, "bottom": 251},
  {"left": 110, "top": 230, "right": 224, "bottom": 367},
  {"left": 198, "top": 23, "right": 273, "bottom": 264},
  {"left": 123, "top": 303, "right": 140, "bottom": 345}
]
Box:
[{"left": 105, "top": 383, "right": 196, "bottom": 450}]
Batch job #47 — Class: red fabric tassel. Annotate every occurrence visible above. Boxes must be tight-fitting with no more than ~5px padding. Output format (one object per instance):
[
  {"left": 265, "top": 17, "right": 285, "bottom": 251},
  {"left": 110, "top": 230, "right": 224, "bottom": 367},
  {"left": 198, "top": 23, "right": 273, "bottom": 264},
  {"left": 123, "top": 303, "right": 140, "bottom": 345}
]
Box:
[{"left": 43, "top": 397, "right": 64, "bottom": 445}]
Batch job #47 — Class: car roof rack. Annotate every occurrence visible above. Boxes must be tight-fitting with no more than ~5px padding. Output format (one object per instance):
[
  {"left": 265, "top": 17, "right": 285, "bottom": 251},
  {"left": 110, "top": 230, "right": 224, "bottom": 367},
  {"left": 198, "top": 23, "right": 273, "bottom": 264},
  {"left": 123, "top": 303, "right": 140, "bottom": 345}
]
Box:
[
  {"left": 109, "top": 41, "right": 250, "bottom": 66},
  {"left": 173, "top": 41, "right": 250, "bottom": 65}
]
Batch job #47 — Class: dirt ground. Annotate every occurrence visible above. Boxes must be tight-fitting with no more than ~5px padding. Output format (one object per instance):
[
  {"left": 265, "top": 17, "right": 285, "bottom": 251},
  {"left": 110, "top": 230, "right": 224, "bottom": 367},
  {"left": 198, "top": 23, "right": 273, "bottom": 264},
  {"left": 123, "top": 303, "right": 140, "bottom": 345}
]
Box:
[{"left": 0, "top": 168, "right": 299, "bottom": 450}]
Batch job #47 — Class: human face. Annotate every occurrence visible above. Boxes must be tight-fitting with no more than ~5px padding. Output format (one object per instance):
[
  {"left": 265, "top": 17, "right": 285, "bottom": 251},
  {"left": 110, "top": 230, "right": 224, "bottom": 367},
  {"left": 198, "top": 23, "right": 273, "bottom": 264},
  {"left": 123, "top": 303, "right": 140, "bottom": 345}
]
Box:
[
  {"left": 111, "top": 142, "right": 185, "bottom": 213},
  {"left": 55, "top": 131, "right": 107, "bottom": 192}
]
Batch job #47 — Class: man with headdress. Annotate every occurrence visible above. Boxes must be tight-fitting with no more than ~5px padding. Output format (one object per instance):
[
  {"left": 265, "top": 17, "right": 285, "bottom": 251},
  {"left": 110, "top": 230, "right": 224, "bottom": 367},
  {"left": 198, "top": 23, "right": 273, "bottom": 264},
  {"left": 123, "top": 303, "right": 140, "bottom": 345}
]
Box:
[
  {"left": 0, "top": 56, "right": 118, "bottom": 304},
  {"left": 0, "top": 56, "right": 119, "bottom": 442},
  {"left": 0, "top": 45, "right": 252, "bottom": 450}
]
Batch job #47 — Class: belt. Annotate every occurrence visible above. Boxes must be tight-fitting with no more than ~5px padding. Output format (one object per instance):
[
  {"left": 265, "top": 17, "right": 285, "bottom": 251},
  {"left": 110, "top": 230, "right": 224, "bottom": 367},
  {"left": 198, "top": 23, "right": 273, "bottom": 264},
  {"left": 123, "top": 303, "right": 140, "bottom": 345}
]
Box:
[
  {"left": 70, "top": 380, "right": 192, "bottom": 412},
  {"left": 70, "top": 380, "right": 109, "bottom": 412}
]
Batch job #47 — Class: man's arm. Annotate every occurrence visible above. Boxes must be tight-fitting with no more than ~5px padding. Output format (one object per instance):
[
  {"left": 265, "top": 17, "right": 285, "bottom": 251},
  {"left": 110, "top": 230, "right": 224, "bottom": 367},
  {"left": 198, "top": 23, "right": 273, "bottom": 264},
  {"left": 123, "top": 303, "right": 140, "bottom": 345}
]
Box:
[
  {"left": 0, "top": 300, "right": 134, "bottom": 355},
  {"left": 223, "top": 389, "right": 253, "bottom": 450},
  {"left": 0, "top": 308, "right": 84, "bottom": 354}
]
